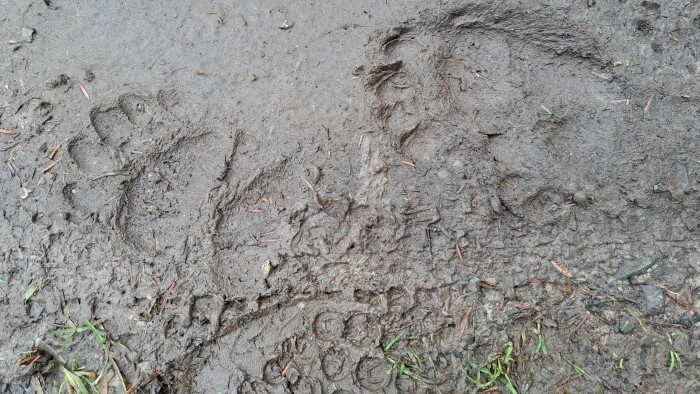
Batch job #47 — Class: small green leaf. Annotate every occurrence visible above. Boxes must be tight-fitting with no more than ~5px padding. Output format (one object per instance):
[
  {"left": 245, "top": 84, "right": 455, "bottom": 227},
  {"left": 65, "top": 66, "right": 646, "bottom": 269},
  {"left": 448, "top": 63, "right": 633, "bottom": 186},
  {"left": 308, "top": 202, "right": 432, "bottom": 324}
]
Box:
[
  {"left": 613, "top": 59, "right": 630, "bottom": 67},
  {"left": 615, "top": 358, "right": 625, "bottom": 371},
  {"left": 24, "top": 285, "right": 39, "bottom": 301},
  {"left": 296, "top": 301, "right": 306, "bottom": 310},
  {"left": 261, "top": 260, "right": 272, "bottom": 278},
  {"left": 503, "top": 341, "right": 514, "bottom": 362},
  {"left": 669, "top": 351, "right": 682, "bottom": 372},
  {"left": 539, "top": 104, "right": 553, "bottom": 115}
]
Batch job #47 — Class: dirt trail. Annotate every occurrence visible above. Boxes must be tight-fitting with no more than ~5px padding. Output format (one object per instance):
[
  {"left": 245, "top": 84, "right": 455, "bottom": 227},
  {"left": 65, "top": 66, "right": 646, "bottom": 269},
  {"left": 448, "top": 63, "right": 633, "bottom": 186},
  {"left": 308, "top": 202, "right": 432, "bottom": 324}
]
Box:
[{"left": 1, "top": 1, "right": 698, "bottom": 393}]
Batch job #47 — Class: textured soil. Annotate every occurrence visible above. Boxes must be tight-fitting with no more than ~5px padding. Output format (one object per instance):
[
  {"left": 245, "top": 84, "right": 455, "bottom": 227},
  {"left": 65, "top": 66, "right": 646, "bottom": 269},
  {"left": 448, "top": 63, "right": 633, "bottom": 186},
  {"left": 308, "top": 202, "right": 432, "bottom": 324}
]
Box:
[{"left": 1, "top": 1, "right": 699, "bottom": 393}]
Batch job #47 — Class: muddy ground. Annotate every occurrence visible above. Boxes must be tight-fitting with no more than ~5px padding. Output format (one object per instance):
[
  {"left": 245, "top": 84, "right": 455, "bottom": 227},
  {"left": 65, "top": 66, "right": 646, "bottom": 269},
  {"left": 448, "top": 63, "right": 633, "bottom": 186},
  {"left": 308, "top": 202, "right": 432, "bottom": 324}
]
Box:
[{"left": 1, "top": 0, "right": 699, "bottom": 393}]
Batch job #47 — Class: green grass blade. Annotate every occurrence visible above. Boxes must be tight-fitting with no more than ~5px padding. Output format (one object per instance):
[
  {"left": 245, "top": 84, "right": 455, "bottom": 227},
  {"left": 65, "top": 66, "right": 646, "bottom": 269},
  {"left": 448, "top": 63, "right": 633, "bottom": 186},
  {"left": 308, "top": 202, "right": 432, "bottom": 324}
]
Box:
[
  {"left": 669, "top": 351, "right": 682, "bottom": 372},
  {"left": 60, "top": 365, "right": 90, "bottom": 394},
  {"left": 82, "top": 319, "right": 106, "bottom": 350},
  {"left": 383, "top": 329, "right": 406, "bottom": 352},
  {"left": 24, "top": 285, "right": 39, "bottom": 301},
  {"left": 54, "top": 327, "right": 78, "bottom": 350}
]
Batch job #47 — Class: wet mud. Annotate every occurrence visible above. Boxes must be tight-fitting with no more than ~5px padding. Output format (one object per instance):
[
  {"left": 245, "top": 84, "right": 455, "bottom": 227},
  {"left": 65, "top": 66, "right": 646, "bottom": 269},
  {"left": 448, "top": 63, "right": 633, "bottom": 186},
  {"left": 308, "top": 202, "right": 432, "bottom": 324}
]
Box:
[{"left": 1, "top": 1, "right": 699, "bottom": 393}]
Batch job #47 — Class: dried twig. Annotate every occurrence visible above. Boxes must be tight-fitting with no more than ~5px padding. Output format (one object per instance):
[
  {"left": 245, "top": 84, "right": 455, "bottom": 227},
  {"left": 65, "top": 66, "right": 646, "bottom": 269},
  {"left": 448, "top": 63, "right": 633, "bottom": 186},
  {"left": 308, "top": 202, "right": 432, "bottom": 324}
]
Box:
[
  {"left": 49, "top": 138, "right": 70, "bottom": 160},
  {"left": 644, "top": 95, "right": 654, "bottom": 112},
  {"left": 41, "top": 158, "right": 61, "bottom": 173},
  {"left": 551, "top": 260, "right": 574, "bottom": 279},
  {"left": 458, "top": 307, "right": 474, "bottom": 338},
  {"left": 441, "top": 296, "right": 451, "bottom": 315},
  {"left": 281, "top": 360, "right": 293, "bottom": 376},
  {"left": 125, "top": 372, "right": 158, "bottom": 394},
  {"left": 92, "top": 172, "right": 119, "bottom": 181},
  {"left": 455, "top": 243, "right": 464, "bottom": 262},
  {"left": 77, "top": 82, "right": 90, "bottom": 99},
  {"left": 110, "top": 357, "right": 128, "bottom": 394},
  {"left": 657, "top": 284, "right": 689, "bottom": 308},
  {"left": 300, "top": 176, "right": 315, "bottom": 192},
  {"left": 17, "top": 352, "right": 42, "bottom": 366},
  {"left": 591, "top": 71, "right": 612, "bottom": 81}
]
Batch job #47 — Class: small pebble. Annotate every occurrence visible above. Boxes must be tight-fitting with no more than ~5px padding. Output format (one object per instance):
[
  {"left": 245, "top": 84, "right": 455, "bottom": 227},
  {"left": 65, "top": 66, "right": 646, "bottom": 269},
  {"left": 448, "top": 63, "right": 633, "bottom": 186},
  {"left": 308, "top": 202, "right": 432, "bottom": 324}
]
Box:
[
  {"left": 573, "top": 191, "right": 590, "bottom": 207},
  {"left": 489, "top": 195, "right": 503, "bottom": 214},
  {"left": 641, "top": 284, "right": 665, "bottom": 316},
  {"left": 619, "top": 314, "right": 637, "bottom": 334},
  {"left": 21, "top": 27, "right": 35, "bottom": 42},
  {"left": 279, "top": 20, "right": 294, "bottom": 30},
  {"left": 676, "top": 312, "right": 700, "bottom": 329},
  {"left": 20, "top": 187, "right": 32, "bottom": 199},
  {"left": 614, "top": 254, "right": 660, "bottom": 281}
]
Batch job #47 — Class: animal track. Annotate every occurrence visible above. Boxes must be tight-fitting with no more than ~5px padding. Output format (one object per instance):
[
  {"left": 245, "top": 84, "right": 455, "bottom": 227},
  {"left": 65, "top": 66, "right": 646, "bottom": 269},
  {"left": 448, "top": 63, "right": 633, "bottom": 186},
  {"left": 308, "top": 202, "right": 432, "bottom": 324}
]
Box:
[
  {"left": 343, "top": 313, "right": 381, "bottom": 349},
  {"left": 365, "top": 3, "right": 621, "bottom": 221},
  {"left": 185, "top": 300, "right": 390, "bottom": 392},
  {"left": 321, "top": 348, "right": 351, "bottom": 381},
  {"left": 116, "top": 126, "right": 226, "bottom": 256},
  {"left": 209, "top": 152, "right": 307, "bottom": 299},
  {"left": 355, "top": 357, "right": 391, "bottom": 391},
  {"left": 314, "top": 311, "right": 345, "bottom": 342},
  {"left": 66, "top": 90, "right": 230, "bottom": 258},
  {"left": 67, "top": 139, "right": 120, "bottom": 175}
]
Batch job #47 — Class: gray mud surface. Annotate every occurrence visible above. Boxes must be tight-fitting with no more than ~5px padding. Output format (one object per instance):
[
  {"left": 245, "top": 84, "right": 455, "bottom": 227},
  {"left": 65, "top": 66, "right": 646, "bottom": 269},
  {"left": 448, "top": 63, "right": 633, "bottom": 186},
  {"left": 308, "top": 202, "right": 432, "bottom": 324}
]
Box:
[{"left": 1, "top": 1, "right": 699, "bottom": 393}]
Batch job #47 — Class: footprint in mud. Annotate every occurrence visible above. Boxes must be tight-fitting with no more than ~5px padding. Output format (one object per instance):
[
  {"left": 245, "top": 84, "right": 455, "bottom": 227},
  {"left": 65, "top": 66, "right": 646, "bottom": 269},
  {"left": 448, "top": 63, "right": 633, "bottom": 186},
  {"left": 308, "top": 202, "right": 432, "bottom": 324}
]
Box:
[
  {"left": 185, "top": 7, "right": 631, "bottom": 390},
  {"left": 65, "top": 90, "right": 230, "bottom": 257},
  {"left": 321, "top": 348, "right": 352, "bottom": 381},
  {"left": 355, "top": 357, "right": 392, "bottom": 391},
  {"left": 209, "top": 145, "right": 365, "bottom": 300},
  {"left": 364, "top": 3, "right": 622, "bottom": 219},
  {"left": 116, "top": 125, "right": 228, "bottom": 257},
  {"left": 186, "top": 300, "right": 393, "bottom": 393},
  {"left": 63, "top": 93, "right": 160, "bottom": 219},
  {"left": 208, "top": 151, "right": 309, "bottom": 300},
  {"left": 184, "top": 287, "right": 466, "bottom": 392}
]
